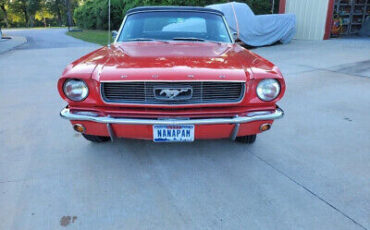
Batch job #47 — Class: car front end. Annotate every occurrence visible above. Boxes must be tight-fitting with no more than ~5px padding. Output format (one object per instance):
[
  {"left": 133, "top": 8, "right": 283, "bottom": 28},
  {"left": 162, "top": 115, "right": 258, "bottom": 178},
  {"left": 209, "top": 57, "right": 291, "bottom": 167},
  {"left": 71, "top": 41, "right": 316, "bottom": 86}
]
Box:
[{"left": 58, "top": 6, "right": 285, "bottom": 143}]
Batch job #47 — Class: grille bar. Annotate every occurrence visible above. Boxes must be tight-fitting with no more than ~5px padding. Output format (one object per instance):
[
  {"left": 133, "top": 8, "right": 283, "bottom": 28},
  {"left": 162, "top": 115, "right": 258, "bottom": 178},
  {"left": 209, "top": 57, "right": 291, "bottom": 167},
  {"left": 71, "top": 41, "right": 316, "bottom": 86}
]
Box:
[{"left": 101, "top": 81, "right": 245, "bottom": 105}]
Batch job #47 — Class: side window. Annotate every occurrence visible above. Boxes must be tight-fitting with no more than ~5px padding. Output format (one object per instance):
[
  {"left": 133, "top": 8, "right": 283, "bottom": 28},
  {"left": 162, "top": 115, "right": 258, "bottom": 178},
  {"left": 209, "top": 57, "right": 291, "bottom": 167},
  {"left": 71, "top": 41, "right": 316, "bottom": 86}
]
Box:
[
  {"left": 121, "top": 19, "right": 134, "bottom": 39},
  {"left": 217, "top": 20, "right": 229, "bottom": 40}
]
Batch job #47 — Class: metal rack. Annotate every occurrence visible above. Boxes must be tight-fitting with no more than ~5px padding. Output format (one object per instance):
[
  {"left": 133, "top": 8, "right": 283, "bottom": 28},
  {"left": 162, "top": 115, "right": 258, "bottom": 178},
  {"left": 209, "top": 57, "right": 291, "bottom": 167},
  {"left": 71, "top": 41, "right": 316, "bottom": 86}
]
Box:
[{"left": 333, "top": 0, "right": 369, "bottom": 35}]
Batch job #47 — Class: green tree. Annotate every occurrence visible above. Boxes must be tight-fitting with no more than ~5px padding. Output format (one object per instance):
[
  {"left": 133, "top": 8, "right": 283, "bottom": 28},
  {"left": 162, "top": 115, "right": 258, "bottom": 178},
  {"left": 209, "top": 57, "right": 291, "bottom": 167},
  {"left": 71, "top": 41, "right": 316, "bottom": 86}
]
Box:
[
  {"left": 45, "top": 0, "right": 65, "bottom": 26},
  {"left": 10, "top": 0, "right": 41, "bottom": 27},
  {"left": 74, "top": 0, "right": 125, "bottom": 30},
  {"left": 2, "top": 0, "right": 275, "bottom": 28},
  {"left": 36, "top": 0, "right": 54, "bottom": 26},
  {"left": 65, "top": 0, "right": 72, "bottom": 28},
  {"left": 9, "top": 0, "right": 28, "bottom": 25},
  {"left": 0, "top": 0, "right": 10, "bottom": 27},
  {"left": 28, "top": 0, "right": 41, "bottom": 26},
  {"left": 244, "top": 0, "right": 272, "bottom": 15},
  {"left": 73, "top": 0, "right": 275, "bottom": 30}
]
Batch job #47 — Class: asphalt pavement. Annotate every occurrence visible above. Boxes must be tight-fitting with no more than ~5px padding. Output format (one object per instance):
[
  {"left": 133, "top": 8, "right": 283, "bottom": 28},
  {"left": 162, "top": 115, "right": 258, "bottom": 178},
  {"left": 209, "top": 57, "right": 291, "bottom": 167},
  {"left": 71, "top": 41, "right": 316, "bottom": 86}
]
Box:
[
  {"left": 0, "top": 28, "right": 369, "bottom": 230},
  {"left": 0, "top": 36, "right": 27, "bottom": 54}
]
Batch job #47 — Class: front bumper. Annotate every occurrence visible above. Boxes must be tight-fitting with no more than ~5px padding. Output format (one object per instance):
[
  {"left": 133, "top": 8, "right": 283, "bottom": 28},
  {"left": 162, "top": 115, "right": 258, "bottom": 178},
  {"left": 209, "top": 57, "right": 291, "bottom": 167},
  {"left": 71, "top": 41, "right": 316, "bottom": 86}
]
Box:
[
  {"left": 60, "top": 107, "right": 284, "bottom": 125},
  {"left": 60, "top": 107, "right": 284, "bottom": 140}
]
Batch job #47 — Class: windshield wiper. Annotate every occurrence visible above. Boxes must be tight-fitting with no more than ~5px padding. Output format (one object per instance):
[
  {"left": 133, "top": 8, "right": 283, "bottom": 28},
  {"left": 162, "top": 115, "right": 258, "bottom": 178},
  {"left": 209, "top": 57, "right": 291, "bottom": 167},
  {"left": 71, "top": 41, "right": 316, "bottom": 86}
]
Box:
[{"left": 172, "top": 37, "right": 205, "bottom": 42}]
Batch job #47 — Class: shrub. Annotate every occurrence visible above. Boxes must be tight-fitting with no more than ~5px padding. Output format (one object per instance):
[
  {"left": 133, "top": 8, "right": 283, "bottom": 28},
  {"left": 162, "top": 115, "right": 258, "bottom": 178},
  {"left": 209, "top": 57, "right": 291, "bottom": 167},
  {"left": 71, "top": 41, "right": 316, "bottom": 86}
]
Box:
[{"left": 74, "top": 0, "right": 274, "bottom": 30}]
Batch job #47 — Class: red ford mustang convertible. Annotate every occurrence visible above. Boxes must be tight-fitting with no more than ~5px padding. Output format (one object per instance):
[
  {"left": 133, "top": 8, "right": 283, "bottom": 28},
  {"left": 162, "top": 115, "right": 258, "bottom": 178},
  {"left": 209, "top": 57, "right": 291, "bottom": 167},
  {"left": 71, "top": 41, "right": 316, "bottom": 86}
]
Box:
[{"left": 58, "top": 6, "right": 285, "bottom": 143}]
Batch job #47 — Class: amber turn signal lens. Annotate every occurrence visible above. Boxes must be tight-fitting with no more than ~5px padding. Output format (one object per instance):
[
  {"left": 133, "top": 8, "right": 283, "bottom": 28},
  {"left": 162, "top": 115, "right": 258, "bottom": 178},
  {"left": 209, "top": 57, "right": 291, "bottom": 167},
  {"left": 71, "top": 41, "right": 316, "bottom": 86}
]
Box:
[
  {"left": 73, "top": 124, "right": 85, "bottom": 133},
  {"left": 260, "top": 123, "right": 271, "bottom": 132}
]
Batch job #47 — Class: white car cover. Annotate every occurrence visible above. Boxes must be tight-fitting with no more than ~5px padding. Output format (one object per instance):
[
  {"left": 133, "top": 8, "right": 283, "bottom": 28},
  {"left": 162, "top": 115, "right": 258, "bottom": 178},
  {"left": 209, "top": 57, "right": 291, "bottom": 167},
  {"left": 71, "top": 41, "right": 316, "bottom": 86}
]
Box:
[{"left": 207, "top": 2, "right": 296, "bottom": 46}]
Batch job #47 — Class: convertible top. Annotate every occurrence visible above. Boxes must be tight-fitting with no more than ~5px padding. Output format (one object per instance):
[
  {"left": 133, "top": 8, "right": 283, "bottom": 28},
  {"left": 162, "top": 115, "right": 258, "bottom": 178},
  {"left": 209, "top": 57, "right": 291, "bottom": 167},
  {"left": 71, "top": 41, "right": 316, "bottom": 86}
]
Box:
[{"left": 127, "top": 6, "right": 224, "bottom": 16}]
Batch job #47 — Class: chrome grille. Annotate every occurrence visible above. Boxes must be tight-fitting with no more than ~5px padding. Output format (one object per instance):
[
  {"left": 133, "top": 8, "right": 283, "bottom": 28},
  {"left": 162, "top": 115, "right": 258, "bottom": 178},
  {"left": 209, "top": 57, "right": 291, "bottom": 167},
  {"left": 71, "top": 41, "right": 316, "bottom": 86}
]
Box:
[{"left": 101, "top": 81, "right": 245, "bottom": 105}]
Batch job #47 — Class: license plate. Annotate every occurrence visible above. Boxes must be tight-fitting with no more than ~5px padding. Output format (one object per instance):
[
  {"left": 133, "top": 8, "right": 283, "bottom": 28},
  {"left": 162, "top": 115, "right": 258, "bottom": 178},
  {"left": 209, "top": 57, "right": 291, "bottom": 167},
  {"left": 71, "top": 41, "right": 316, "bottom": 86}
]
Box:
[{"left": 153, "top": 125, "right": 194, "bottom": 142}]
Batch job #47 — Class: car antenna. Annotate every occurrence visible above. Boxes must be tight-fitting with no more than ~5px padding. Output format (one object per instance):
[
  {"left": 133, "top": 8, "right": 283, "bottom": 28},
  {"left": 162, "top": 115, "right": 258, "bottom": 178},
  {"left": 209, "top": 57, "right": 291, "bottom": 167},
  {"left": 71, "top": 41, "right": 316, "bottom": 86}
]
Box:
[{"left": 107, "top": 0, "right": 111, "bottom": 48}]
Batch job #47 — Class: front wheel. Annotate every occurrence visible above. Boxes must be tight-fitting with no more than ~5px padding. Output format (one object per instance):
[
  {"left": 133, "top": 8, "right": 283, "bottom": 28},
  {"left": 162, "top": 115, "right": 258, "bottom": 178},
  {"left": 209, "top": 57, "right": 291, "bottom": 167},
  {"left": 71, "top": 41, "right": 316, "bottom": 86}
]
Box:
[
  {"left": 235, "top": 135, "right": 256, "bottom": 144},
  {"left": 82, "top": 134, "right": 110, "bottom": 143}
]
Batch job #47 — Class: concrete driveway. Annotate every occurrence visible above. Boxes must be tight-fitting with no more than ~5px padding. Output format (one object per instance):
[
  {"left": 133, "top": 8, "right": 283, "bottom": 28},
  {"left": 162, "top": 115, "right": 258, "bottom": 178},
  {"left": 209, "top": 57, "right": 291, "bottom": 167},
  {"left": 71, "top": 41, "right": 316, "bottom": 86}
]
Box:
[{"left": 0, "top": 28, "right": 369, "bottom": 230}]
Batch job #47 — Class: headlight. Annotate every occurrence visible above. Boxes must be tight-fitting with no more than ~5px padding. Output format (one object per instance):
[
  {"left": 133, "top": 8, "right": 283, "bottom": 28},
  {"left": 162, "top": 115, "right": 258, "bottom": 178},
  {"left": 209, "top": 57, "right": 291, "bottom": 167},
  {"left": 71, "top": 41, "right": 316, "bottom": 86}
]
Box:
[
  {"left": 256, "top": 79, "right": 280, "bottom": 101},
  {"left": 63, "top": 79, "right": 89, "bottom": 101}
]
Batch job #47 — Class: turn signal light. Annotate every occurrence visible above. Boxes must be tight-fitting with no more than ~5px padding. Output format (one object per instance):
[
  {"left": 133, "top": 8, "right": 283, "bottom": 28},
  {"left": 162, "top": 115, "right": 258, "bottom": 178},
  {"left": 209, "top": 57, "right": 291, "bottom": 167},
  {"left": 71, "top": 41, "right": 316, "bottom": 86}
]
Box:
[
  {"left": 73, "top": 124, "right": 85, "bottom": 133},
  {"left": 260, "top": 123, "right": 271, "bottom": 132}
]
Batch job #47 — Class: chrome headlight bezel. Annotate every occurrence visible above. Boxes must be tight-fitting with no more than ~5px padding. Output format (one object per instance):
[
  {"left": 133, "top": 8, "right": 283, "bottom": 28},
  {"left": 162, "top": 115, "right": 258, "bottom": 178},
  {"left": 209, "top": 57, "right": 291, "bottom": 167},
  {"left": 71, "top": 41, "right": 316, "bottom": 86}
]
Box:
[
  {"left": 63, "top": 79, "right": 89, "bottom": 101},
  {"left": 256, "top": 79, "right": 281, "bottom": 102}
]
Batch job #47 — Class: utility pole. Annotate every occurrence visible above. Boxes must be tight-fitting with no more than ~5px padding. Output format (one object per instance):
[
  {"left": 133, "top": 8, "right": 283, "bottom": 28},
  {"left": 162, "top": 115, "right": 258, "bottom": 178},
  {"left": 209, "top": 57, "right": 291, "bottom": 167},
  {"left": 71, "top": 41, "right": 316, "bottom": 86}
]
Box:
[
  {"left": 108, "top": 0, "right": 111, "bottom": 47},
  {"left": 65, "top": 0, "right": 73, "bottom": 31}
]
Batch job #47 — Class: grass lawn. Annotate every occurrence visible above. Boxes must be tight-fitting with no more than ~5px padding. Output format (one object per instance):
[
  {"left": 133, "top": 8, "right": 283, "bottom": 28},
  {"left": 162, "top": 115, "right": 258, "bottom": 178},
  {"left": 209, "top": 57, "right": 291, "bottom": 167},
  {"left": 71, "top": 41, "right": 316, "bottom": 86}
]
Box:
[{"left": 66, "top": 30, "right": 110, "bottom": 45}]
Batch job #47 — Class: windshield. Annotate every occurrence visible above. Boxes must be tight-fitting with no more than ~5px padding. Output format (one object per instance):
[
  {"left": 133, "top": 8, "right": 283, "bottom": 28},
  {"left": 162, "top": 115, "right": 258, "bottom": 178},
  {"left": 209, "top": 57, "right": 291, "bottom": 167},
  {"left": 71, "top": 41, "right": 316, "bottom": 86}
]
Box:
[{"left": 117, "top": 11, "right": 232, "bottom": 43}]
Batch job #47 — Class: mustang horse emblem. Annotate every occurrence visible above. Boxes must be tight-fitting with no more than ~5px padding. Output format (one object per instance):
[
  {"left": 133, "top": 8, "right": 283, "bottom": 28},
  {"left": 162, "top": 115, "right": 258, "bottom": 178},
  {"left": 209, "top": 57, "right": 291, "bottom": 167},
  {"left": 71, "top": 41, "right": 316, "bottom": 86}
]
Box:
[{"left": 159, "top": 89, "right": 190, "bottom": 99}]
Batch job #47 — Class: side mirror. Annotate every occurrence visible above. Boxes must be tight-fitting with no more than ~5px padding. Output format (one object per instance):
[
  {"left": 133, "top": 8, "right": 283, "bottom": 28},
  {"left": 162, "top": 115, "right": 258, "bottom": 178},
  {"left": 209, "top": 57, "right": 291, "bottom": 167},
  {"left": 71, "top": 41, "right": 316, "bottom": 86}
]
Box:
[
  {"left": 112, "top": 30, "right": 118, "bottom": 41},
  {"left": 232, "top": 32, "right": 239, "bottom": 41}
]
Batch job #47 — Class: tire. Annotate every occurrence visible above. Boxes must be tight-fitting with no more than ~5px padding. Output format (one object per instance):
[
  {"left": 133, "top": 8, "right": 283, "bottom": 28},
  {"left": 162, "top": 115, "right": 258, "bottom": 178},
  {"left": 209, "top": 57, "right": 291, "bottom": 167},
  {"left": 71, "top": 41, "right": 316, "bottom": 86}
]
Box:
[
  {"left": 82, "top": 134, "right": 110, "bottom": 143},
  {"left": 235, "top": 135, "right": 257, "bottom": 144}
]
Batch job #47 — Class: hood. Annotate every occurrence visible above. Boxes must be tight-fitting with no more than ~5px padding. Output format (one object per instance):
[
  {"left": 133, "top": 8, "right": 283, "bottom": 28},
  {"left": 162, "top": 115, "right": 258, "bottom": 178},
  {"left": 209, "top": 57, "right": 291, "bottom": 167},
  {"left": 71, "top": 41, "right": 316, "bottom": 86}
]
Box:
[
  {"left": 60, "top": 42, "right": 282, "bottom": 108},
  {"left": 94, "top": 42, "right": 258, "bottom": 82}
]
